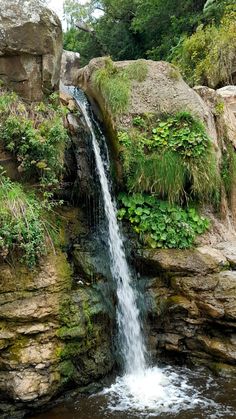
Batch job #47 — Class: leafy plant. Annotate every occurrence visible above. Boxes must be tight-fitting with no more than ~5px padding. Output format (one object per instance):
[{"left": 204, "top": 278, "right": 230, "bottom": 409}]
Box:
[
  {"left": 132, "top": 116, "right": 146, "bottom": 128},
  {"left": 0, "top": 89, "right": 69, "bottom": 187},
  {"left": 118, "top": 193, "right": 210, "bottom": 249},
  {"left": 0, "top": 172, "right": 57, "bottom": 267}
]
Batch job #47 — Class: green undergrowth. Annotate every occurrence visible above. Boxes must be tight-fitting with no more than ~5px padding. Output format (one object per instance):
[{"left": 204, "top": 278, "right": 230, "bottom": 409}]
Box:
[
  {"left": 0, "top": 87, "right": 69, "bottom": 188},
  {"left": 118, "top": 194, "right": 210, "bottom": 249},
  {"left": 93, "top": 57, "right": 148, "bottom": 115},
  {"left": 0, "top": 172, "right": 60, "bottom": 267},
  {"left": 118, "top": 111, "right": 220, "bottom": 204},
  {"left": 171, "top": 8, "right": 236, "bottom": 87}
]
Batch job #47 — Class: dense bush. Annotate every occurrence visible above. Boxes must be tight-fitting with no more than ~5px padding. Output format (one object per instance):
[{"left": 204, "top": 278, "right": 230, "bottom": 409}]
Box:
[
  {"left": 0, "top": 88, "right": 69, "bottom": 187},
  {"left": 118, "top": 194, "right": 209, "bottom": 249},
  {"left": 118, "top": 112, "right": 219, "bottom": 203},
  {"left": 171, "top": 9, "right": 236, "bottom": 87},
  {"left": 0, "top": 172, "right": 54, "bottom": 267}
]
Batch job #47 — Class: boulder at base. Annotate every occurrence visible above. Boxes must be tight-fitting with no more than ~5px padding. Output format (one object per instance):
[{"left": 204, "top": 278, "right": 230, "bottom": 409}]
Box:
[{"left": 0, "top": 0, "right": 62, "bottom": 100}]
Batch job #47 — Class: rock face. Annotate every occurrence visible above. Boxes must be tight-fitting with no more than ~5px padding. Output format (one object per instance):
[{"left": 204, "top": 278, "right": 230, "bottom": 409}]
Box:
[
  {"left": 137, "top": 244, "right": 236, "bottom": 376},
  {"left": 0, "top": 0, "right": 62, "bottom": 100},
  {"left": 0, "top": 253, "right": 70, "bottom": 416},
  {"left": 195, "top": 85, "right": 236, "bottom": 223},
  {"left": 61, "top": 50, "right": 80, "bottom": 86},
  {"left": 0, "top": 249, "right": 114, "bottom": 417}
]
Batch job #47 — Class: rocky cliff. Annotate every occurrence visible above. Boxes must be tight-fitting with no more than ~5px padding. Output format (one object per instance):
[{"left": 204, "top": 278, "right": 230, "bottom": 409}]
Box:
[{"left": 0, "top": 0, "right": 62, "bottom": 100}]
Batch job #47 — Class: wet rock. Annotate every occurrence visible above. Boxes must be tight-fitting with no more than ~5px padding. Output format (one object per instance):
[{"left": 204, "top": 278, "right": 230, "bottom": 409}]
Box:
[{"left": 145, "top": 266, "right": 236, "bottom": 375}]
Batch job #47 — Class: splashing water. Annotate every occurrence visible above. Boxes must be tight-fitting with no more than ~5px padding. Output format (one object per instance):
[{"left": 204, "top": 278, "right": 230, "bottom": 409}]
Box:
[{"left": 71, "top": 88, "right": 233, "bottom": 417}]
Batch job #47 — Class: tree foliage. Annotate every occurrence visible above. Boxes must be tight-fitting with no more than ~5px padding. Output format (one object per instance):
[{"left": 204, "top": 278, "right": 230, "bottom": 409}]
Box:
[
  {"left": 172, "top": 8, "right": 236, "bottom": 87},
  {"left": 63, "top": 0, "right": 236, "bottom": 77}
]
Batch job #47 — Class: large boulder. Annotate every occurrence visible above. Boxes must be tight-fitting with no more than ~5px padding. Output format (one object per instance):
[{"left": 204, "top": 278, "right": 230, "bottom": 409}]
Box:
[
  {"left": 77, "top": 58, "right": 218, "bottom": 145},
  {"left": 0, "top": 0, "right": 62, "bottom": 100}
]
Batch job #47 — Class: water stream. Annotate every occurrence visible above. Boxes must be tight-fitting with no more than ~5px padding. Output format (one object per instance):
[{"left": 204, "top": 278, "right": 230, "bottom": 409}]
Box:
[{"left": 73, "top": 89, "right": 146, "bottom": 376}]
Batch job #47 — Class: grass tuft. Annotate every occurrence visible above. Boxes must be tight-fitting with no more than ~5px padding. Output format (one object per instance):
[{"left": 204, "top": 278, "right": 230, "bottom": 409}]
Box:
[{"left": 93, "top": 57, "right": 148, "bottom": 115}]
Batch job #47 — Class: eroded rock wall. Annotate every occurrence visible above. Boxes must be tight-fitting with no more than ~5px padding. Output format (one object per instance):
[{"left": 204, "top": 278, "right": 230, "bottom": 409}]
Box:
[
  {"left": 137, "top": 245, "right": 236, "bottom": 376},
  {"left": 0, "top": 0, "right": 62, "bottom": 100}
]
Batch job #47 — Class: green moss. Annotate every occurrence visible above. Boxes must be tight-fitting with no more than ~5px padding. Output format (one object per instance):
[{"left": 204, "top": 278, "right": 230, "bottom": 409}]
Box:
[
  {"left": 54, "top": 253, "right": 72, "bottom": 284},
  {"left": 9, "top": 336, "right": 29, "bottom": 362},
  {"left": 58, "top": 325, "right": 86, "bottom": 340},
  {"left": 214, "top": 101, "right": 225, "bottom": 116},
  {"left": 221, "top": 142, "right": 236, "bottom": 198},
  {"left": 60, "top": 360, "right": 78, "bottom": 383},
  {"left": 82, "top": 300, "right": 93, "bottom": 333}
]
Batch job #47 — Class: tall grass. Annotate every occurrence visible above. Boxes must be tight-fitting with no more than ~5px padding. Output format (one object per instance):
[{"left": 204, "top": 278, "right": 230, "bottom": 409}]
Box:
[
  {"left": 128, "top": 151, "right": 187, "bottom": 203},
  {"left": 124, "top": 59, "right": 148, "bottom": 82}
]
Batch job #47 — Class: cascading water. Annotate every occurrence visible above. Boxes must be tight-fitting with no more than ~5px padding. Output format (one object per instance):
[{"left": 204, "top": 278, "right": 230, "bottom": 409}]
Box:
[
  {"left": 70, "top": 88, "right": 234, "bottom": 417},
  {"left": 73, "top": 88, "right": 146, "bottom": 375}
]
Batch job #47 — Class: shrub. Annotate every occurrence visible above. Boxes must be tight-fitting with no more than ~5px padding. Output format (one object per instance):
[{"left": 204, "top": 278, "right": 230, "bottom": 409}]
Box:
[
  {"left": 93, "top": 57, "right": 148, "bottom": 115},
  {"left": 118, "top": 112, "right": 219, "bottom": 203},
  {"left": 171, "top": 10, "right": 236, "bottom": 87},
  {"left": 118, "top": 194, "right": 210, "bottom": 249},
  {"left": 0, "top": 89, "right": 69, "bottom": 187},
  {"left": 0, "top": 172, "right": 55, "bottom": 267}
]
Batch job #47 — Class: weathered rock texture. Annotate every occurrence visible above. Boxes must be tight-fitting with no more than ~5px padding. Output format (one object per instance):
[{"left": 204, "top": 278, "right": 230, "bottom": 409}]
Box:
[
  {"left": 0, "top": 253, "right": 70, "bottom": 416},
  {"left": 61, "top": 50, "right": 80, "bottom": 86},
  {"left": 137, "top": 244, "right": 236, "bottom": 377},
  {"left": 0, "top": 208, "right": 114, "bottom": 418},
  {"left": 0, "top": 0, "right": 62, "bottom": 100}
]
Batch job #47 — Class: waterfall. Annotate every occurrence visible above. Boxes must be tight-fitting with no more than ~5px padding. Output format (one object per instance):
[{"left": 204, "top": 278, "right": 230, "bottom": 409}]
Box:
[
  {"left": 73, "top": 88, "right": 146, "bottom": 374},
  {"left": 70, "top": 88, "right": 219, "bottom": 416}
]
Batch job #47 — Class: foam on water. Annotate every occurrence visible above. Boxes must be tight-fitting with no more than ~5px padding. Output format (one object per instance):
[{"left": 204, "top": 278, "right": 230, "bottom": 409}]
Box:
[{"left": 102, "top": 366, "right": 233, "bottom": 417}]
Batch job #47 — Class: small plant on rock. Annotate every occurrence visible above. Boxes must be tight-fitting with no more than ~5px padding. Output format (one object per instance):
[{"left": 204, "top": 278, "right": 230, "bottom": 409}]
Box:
[{"left": 118, "top": 193, "right": 210, "bottom": 249}]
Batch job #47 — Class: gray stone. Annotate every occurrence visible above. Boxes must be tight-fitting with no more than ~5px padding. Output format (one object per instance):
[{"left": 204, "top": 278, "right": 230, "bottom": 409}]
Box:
[{"left": 0, "top": 0, "right": 62, "bottom": 100}]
